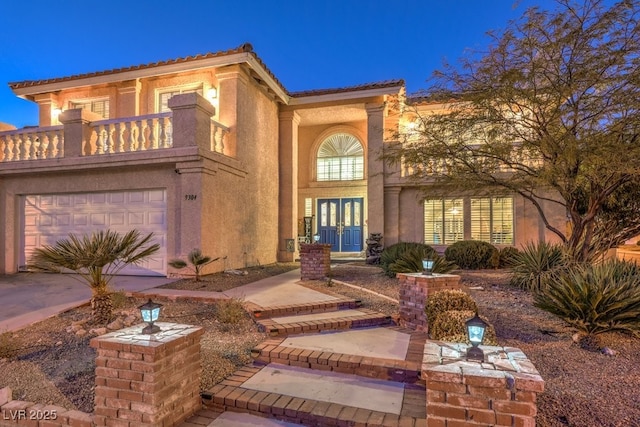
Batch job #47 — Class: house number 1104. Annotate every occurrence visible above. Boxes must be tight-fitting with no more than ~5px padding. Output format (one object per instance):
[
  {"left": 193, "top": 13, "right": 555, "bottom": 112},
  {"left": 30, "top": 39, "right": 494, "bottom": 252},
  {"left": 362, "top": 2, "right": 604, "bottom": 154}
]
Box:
[{"left": 185, "top": 195, "right": 197, "bottom": 200}]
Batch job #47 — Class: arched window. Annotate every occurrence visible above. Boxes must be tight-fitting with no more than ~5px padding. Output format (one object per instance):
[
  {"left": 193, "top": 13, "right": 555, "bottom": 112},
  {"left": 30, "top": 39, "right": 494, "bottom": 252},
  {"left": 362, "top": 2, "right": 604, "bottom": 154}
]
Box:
[{"left": 316, "top": 133, "right": 364, "bottom": 181}]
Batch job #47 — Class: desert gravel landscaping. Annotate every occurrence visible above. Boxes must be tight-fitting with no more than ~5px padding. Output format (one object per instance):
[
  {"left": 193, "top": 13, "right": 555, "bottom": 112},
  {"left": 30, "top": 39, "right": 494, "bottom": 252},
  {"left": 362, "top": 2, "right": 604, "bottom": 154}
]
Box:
[{"left": 0, "top": 262, "right": 639, "bottom": 426}]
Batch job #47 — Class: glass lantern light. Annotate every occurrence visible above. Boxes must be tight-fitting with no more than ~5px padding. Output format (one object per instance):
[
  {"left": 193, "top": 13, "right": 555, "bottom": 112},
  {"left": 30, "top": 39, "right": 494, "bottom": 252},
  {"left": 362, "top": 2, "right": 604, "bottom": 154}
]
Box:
[
  {"left": 465, "top": 312, "right": 488, "bottom": 361},
  {"left": 422, "top": 258, "right": 434, "bottom": 275},
  {"left": 313, "top": 233, "right": 321, "bottom": 243},
  {"left": 138, "top": 299, "right": 163, "bottom": 334}
]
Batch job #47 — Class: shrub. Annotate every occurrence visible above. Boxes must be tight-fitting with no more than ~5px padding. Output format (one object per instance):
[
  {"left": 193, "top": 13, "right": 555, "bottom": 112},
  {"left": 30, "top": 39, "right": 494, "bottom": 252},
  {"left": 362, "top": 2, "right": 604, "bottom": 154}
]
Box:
[
  {"left": 533, "top": 260, "right": 640, "bottom": 336},
  {"left": 380, "top": 242, "right": 439, "bottom": 277},
  {"left": 425, "top": 289, "right": 477, "bottom": 327},
  {"left": 430, "top": 310, "right": 498, "bottom": 346},
  {"left": 384, "top": 247, "right": 457, "bottom": 277},
  {"left": 169, "top": 248, "right": 220, "bottom": 281},
  {"left": 509, "top": 241, "right": 567, "bottom": 291},
  {"left": 216, "top": 298, "right": 247, "bottom": 325},
  {"left": 0, "top": 331, "right": 20, "bottom": 359},
  {"left": 498, "top": 246, "right": 520, "bottom": 268},
  {"left": 444, "top": 240, "right": 499, "bottom": 269}
]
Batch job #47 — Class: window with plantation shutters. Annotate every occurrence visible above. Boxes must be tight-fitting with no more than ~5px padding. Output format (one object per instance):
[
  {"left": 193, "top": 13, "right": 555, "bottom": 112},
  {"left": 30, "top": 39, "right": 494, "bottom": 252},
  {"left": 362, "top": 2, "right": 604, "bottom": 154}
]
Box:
[
  {"left": 157, "top": 86, "right": 203, "bottom": 113},
  {"left": 317, "top": 133, "right": 364, "bottom": 181},
  {"left": 70, "top": 99, "right": 110, "bottom": 119},
  {"left": 424, "top": 199, "right": 464, "bottom": 244},
  {"left": 470, "top": 197, "right": 514, "bottom": 244}
]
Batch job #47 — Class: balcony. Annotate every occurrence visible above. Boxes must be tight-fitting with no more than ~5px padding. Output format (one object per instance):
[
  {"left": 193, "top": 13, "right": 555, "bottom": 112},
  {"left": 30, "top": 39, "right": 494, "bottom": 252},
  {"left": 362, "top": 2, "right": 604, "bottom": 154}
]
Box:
[{"left": 0, "top": 93, "right": 230, "bottom": 164}]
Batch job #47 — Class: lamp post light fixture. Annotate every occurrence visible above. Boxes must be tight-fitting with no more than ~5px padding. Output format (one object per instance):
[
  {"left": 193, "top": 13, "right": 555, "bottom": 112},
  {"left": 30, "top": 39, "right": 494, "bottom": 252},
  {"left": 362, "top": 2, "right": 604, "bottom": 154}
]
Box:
[
  {"left": 422, "top": 258, "right": 434, "bottom": 275},
  {"left": 465, "top": 312, "right": 488, "bottom": 361},
  {"left": 313, "top": 233, "right": 321, "bottom": 243},
  {"left": 139, "top": 299, "right": 163, "bottom": 334}
]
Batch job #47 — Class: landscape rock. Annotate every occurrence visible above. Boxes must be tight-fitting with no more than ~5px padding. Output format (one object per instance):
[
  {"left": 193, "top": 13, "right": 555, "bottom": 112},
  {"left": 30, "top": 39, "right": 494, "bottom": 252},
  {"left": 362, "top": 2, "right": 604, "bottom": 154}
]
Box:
[
  {"left": 106, "top": 318, "right": 124, "bottom": 330},
  {"left": 75, "top": 329, "right": 87, "bottom": 337},
  {"left": 90, "top": 328, "right": 108, "bottom": 336},
  {"left": 123, "top": 315, "right": 137, "bottom": 327}
]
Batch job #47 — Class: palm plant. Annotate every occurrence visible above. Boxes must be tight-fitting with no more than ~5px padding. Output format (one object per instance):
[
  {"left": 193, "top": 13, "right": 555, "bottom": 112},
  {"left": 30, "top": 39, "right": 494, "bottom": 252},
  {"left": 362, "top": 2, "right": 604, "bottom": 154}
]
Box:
[
  {"left": 28, "top": 229, "right": 160, "bottom": 324},
  {"left": 168, "top": 248, "right": 219, "bottom": 281},
  {"left": 533, "top": 260, "right": 640, "bottom": 336}
]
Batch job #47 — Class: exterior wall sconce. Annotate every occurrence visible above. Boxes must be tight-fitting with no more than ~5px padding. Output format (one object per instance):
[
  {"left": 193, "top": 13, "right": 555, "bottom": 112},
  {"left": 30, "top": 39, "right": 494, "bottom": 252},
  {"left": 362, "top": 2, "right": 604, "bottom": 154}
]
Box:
[
  {"left": 313, "top": 233, "right": 321, "bottom": 243},
  {"left": 207, "top": 87, "right": 218, "bottom": 101},
  {"left": 465, "top": 313, "right": 488, "bottom": 361},
  {"left": 139, "top": 299, "right": 163, "bottom": 334},
  {"left": 422, "top": 258, "right": 434, "bottom": 275}
]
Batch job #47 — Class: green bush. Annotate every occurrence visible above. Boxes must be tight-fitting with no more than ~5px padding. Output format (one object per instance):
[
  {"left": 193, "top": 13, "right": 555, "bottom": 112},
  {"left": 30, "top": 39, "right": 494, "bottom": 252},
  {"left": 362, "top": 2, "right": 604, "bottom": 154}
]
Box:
[
  {"left": 498, "top": 246, "right": 520, "bottom": 268},
  {"left": 384, "top": 247, "right": 457, "bottom": 277},
  {"left": 430, "top": 310, "right": 498, "bottom": 346},
  {"left": 425, "top": 289, "right": 478, "bottom": 327},
  {"left": 533, "top": 260, "right": 640, "bottom": 336},
  {"left": 444, "top": 240, "right": 499, "bottom": 269},
  {"left": 380, "top": 242, "right": 438, "bottom": 277},
  {"left": 509, "top": 241, "right": 567, "bottom": 291}
]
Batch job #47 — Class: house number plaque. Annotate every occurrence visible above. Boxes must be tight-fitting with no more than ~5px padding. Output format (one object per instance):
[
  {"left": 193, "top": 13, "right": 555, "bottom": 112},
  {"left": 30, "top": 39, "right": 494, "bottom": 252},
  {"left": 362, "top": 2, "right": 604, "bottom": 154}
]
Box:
[{"left": 185, "top": 194, "right": 197, "bottom": 200}]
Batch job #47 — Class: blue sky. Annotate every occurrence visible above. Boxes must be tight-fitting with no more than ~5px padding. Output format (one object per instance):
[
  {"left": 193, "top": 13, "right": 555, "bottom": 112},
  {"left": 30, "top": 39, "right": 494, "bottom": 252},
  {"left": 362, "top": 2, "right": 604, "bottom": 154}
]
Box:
[{"left": 0, "top": 0, "right": 561, "bottom": 128}]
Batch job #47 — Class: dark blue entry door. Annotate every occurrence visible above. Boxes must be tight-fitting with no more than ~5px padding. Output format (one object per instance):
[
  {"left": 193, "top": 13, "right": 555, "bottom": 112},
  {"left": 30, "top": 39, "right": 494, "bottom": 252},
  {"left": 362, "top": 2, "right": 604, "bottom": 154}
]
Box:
[{"left": 317, "top": 198, "right": 363, "bottom": 252}]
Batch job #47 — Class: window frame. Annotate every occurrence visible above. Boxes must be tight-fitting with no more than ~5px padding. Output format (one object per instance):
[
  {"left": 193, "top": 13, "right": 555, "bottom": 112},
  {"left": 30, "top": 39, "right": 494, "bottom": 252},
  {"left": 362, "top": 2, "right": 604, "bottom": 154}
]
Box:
[
  {"left": 156, "top": 84, "right": 204, "bottom": 113},
  {"left": 316, "top": 133, "right": 365, "bottom": 182},
  {"left": 69, "top": 97, "right": 110, "bottom": 119}
]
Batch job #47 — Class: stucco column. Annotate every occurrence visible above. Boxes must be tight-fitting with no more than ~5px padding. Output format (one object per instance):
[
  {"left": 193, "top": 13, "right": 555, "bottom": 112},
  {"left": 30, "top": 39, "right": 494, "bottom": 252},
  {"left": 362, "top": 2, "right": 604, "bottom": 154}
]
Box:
[
  {"left": 168, "top": 93, "right": 215, "bottom": 149},
  {"left": 278, "top": 111, "right": 300, "bottom": 262},
  {"left": 384, "top": 186, "right": 402, "bottom": 245},
  {"left": 366, "top": 102, "right": 385, "bottom": 236},
  {"left": 173, "top": 162, "right": 205, "bottom": 262},
  {"left": 117, "top": 79, "right": 141, "bottom": 118},
  {"left": 59, "top": 108, "right": 97, "bottom": 157},
  {"left": 34, "top": 93, "right": 60, "bottom": 127},
  {"left": 216, "top": 65, "right": 249, "bottom": 158}
]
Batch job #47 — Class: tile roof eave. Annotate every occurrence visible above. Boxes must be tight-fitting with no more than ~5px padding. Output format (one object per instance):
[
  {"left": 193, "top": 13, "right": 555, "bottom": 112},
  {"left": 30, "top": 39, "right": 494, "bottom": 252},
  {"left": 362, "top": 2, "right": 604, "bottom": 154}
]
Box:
[{"left": 8, "top": 43, "right": 290, "bottom": 103}]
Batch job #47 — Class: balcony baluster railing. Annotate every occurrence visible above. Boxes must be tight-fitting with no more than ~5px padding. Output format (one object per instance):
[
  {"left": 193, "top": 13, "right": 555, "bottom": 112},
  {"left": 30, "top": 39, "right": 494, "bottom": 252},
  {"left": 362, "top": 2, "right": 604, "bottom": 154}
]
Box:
[{"left": 0, "top": 110, "right": 230, "bottom": 163}]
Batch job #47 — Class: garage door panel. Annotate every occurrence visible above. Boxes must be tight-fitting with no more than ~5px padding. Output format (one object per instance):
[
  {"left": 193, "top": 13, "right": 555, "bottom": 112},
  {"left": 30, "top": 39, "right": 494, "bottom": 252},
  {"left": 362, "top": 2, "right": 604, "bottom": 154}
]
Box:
[{"left": 23, "top": 190, "right": 167, "bottom": 276}]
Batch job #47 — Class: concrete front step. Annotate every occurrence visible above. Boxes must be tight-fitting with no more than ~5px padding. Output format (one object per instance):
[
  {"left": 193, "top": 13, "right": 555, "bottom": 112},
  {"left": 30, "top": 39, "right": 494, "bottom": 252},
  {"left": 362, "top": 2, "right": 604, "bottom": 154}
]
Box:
[
  {"left": 251, "top": 327, "right": 427, "bottom": 384},
  {"left": 245, "top": 297, "right": 362, "bottom": 319},
  {"left": 201, "top": 364, "right": 426, "bottom": 427},
  {"left": 257, "top": 308, "right": 393, "bottom": 337}
]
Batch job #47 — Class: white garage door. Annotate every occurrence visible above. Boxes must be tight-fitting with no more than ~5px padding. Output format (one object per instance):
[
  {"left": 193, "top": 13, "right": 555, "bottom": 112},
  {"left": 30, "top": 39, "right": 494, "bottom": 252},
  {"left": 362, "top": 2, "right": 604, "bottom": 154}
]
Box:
[{"left": 23, "top": 189, "right": 167, "bottom": 276}]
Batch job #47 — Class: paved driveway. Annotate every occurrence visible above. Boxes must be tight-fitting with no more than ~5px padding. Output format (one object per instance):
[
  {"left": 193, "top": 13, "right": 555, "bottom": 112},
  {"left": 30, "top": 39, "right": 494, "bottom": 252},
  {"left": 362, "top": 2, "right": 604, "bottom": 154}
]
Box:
[{"left": 0, "top": 273, "right": 176, "bottom": 332}]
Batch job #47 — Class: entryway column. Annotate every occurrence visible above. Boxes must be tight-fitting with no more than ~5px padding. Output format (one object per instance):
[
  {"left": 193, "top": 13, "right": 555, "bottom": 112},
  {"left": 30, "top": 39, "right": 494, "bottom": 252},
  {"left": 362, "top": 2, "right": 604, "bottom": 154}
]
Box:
[
  {"left": 278, "top": 111, "right": 300, "bottom": 262},
  {"left": 366, "top": 101, "right": 385, "bottom": 236},
  {"left": 384, "top": 186, "right": 402, "bottom": 245}
]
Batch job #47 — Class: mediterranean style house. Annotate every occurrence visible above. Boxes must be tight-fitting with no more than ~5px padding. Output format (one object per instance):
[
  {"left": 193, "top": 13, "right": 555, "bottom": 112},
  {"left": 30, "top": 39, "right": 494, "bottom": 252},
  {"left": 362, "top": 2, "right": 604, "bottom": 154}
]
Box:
[{"left": 0, "top": 43, "right": 565, "bottom": 276}]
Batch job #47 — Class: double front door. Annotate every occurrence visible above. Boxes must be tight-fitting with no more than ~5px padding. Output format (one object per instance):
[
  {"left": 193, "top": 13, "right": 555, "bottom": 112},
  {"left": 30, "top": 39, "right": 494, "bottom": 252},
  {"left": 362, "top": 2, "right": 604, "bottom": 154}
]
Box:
[{"left": 317, "top": 198, "right": 363, "bottom": 252}]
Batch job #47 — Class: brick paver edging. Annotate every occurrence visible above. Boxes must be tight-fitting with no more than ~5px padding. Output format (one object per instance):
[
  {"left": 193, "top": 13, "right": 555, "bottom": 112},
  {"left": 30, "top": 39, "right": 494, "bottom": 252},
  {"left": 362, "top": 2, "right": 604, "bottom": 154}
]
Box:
[
  {"left": 256, "top": 308, "right": 392, "bottom": 336},
  {"left": 201, "top": 365, "right": 426, "bottom": 426},
  {"left": 0, "top": 387, "right": 91, "bottom": 427},
  {"left": 251, "top": 327, "right": 428, "bottom": 384}
]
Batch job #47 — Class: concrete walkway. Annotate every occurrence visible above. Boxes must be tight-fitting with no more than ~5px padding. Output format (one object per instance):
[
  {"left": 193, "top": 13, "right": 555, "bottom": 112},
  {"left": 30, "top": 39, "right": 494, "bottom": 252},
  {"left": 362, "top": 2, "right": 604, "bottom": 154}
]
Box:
[{"left": 0, "top": 273, "right": 176, "bottom": 332}]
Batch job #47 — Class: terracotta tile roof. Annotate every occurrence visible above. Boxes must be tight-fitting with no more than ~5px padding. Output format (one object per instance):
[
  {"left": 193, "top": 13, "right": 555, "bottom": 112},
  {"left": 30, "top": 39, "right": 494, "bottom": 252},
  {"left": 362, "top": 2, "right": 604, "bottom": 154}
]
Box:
[
  {"left": 289, "top": 79, "right": 405, "bottom": 98},
  {"left": 8, "top": 43, "right": 288, "bottom": 95}
]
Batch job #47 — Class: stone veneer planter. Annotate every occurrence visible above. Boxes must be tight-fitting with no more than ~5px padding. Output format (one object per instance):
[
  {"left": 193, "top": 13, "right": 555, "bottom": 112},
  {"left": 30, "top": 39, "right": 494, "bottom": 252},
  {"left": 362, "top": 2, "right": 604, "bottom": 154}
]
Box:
[
  {"left": 299, "top": 243, "right": 332, "bottom": 280},
  {"left": 397, "top": 272, "right": 461, "bottom": 332},
  {"left": 422, "top": 341, "right": 544, "bottom": 427},
  {"left": 90, "top": 322, "right": 204, "bottom": 427}
]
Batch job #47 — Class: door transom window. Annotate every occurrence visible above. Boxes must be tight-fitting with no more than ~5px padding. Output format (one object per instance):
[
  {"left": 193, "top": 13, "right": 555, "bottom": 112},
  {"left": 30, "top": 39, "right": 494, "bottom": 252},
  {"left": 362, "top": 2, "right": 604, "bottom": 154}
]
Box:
[{"left": 317, "top": 133, "right": 364, "bottom": 181}]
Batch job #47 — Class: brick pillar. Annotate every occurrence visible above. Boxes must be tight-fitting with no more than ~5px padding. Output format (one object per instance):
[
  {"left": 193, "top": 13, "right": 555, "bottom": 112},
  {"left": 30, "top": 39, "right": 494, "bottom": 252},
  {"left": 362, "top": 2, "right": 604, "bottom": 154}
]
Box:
[
  {"left": 396, "top": 273, "right": 461, "bottom": 332},
  {"left": 300, "top": 243, "right": 331, "bottom": 280},
  {"left": 422, "top": 341, "right": 544, "bottom": 427},
  {"left": 90, "top": 323, "right": 204, "bottom": 427}
]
